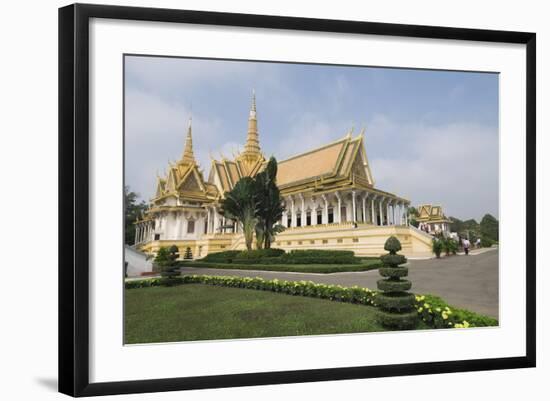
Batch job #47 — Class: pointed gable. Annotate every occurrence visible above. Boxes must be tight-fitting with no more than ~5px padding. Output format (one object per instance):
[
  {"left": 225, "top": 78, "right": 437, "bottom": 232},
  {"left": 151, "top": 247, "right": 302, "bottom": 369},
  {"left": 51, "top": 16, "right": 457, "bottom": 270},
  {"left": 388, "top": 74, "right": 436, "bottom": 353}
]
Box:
[
  {"left": 155, "top": 178, "right": 166, "bottom": 198},
  {"left": 165, "top": 168, "right": 177, "bottom": 192},
  {"left": 180, "top": 170, "right": 201, "bottom": 192}
]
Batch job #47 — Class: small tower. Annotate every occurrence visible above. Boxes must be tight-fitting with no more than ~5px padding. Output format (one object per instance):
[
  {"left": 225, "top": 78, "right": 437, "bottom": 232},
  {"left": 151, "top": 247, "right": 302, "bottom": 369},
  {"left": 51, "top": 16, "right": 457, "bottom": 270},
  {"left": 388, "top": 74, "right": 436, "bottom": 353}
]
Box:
[
  {"left": 181, "top": 117, "right": 195, "bottom": 164},
  {"left": 241, "top": 90, "right": 262, "bottom": 160}
]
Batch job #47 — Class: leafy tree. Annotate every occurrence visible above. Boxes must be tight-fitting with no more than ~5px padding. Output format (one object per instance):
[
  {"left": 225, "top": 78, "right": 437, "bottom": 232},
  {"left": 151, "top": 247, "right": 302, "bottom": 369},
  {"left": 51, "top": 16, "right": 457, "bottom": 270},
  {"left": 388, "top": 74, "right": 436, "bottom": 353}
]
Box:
[
  {"left": 408, "top": 206, "right": 419, "bottom": 228},
  {"left": 253, "top": 157, "right": 285, "bottom": 249},
  {"left": 480, "top": 214, "right": 499, "bottom": 242},
  {"left": 220, "top": 177, "right": 258, "bottom": 250},
  {"left": 125, "top": 186, "right": 147, "bottom": 245},
  {"left": 449, "top": 216, "right": 464, "bottom": 233}
]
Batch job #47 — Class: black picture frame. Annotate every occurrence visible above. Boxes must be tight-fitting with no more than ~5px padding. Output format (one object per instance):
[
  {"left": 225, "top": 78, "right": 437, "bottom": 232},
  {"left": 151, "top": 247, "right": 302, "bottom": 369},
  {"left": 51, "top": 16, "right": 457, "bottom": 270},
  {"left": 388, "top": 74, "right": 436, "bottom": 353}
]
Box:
[{"left": 58, "top": 3, "right": 536, "bottom": 397}]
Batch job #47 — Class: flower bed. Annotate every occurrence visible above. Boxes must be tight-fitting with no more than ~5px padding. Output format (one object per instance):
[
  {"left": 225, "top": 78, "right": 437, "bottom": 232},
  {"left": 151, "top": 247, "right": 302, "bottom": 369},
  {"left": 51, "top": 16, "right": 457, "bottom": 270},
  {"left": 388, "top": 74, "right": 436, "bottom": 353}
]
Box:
[{"left": 126, "top": 275, "right": 498, "bottom": 329}]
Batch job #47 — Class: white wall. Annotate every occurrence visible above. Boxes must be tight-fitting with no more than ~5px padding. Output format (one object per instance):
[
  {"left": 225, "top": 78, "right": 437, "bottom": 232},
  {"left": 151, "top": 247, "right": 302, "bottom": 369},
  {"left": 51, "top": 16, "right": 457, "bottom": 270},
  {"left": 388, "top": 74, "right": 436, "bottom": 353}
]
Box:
[{"left": 0, "top": 1, "right": 547, "bottom": 401}]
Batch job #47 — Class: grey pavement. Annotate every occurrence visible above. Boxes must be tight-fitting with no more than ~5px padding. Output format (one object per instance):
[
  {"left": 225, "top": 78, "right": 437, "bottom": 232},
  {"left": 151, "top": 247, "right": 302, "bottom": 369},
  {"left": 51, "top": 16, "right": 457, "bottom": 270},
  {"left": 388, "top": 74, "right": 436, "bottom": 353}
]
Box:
[{"left": 179, "top": 248, "right": 499, "bottom": 318}]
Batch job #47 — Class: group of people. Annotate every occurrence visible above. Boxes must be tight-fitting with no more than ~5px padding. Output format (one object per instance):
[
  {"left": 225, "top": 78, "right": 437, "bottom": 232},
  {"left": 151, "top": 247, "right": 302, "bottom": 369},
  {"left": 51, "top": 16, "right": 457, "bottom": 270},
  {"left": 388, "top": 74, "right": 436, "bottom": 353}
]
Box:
[{"left": 458, "top": 237, "right": 481, "bottom": 255}]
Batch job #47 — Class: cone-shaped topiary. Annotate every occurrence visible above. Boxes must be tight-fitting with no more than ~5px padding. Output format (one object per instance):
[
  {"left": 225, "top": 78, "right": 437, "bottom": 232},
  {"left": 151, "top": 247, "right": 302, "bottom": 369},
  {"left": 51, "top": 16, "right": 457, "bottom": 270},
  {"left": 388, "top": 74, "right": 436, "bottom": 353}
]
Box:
[
  {"left": 159, "top": 245, "right": 181, "bottom": 286},
  {"left": 183, "top": 246, "right": 193, "bottom": 260},
  {"left": 376, "top": 236, "right": 418, "bottom": 329}
]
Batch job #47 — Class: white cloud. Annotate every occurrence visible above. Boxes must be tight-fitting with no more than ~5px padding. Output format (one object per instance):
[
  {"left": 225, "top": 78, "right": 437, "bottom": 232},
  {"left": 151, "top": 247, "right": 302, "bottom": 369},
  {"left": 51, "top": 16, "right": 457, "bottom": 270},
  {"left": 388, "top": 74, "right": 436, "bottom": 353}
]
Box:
[
  {"left": 368, "top": 117, "right": 498, "bottom": 220},
  {"left": 275, "top": 112, "right": 353, "bottom": 160}
]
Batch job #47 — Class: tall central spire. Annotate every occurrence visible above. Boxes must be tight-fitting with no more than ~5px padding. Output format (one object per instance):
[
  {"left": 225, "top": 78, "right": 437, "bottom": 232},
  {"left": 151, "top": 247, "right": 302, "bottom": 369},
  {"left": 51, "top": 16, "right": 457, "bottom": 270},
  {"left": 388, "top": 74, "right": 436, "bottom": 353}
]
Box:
[
  {"left": 241, "top": 89, "right": 261, "bottom": 158},
  {"left": 181, "top": 116, "right": 195, "bottom": 163}
]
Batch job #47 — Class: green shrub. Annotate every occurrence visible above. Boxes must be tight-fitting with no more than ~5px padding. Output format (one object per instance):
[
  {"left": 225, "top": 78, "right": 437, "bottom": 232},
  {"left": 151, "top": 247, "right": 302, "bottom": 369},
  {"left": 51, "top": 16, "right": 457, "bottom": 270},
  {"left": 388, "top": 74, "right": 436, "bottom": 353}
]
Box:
[
  {"left": 441, "top": 238, "right": 458, "bottom": 256},
  {"left": 158, "top": 245, "right": 181, "bottom": 285},
  {"left": 481, "top": 237, "right": 493, "bottom": 248},
  {"left": 197, "top": 248, "right": 360, "bottom": 265},
  {"left": 287, "top": 249, "right": 355, "bottom": 258},
  {"left": 201, "top": 250, "right": 241, "bottom": 263},
  {"left": 238, "top": 248, "right": 286, "bottom": 258},
  {"left": 414, "top": 294, "right": 498, "bottom": 328},
  {"left": 432, "top": 239, "right": 443, "bottom": 258},
  {"left": 183, "top": 246, "right": 193, "bottom": 259},
  {"left": 376, "top": 236, "right": 417, "bottom": 330},
  {"left": 177, "top": 260, "right": 381, "bottom": 273}
]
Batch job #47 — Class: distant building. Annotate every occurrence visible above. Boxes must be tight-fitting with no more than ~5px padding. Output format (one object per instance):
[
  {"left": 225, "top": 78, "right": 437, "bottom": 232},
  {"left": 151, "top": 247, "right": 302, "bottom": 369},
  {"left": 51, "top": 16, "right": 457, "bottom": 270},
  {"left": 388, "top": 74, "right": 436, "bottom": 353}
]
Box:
[
  {"left": 134, "top": 92, "right": 435, "bottom": 258},
  {"left": 415, "top": 204, "right": 452, "bottom": 236}
]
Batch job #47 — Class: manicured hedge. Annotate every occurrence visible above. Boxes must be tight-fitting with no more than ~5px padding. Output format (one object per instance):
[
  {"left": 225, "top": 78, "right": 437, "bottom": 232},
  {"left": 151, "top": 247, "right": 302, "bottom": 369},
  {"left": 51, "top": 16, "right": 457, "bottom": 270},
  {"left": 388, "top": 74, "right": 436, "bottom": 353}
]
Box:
[
  {"left": 179, "top": 260, "right": 381, "bottom": 273},
  {"left": 201, "top": 250, "right": 241, "bottom": 263},
  {"left": 285, "top": 249, "right": 355, "bottom": 258},
  {"left": 197, "top": 248, "right": 360, "bottom": 265},
  {"left": 126, "top": 275, "right": 498, "bottom": 329}
]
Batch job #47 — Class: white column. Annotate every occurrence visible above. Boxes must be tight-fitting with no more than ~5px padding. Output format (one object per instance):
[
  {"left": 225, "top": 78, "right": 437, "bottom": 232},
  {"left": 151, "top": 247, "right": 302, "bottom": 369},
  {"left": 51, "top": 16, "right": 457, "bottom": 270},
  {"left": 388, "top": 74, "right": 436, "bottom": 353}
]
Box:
[
  {"left": 371, "top": 196, "right": 376, "bottom": 225},
  {"left": 335, "top": 191, "right": 342, "bottom": 223},
  {"left": 352, "top": 191, "right": 357, "bottom": 222},
  {"left": 379, "top": 198, "right": 385, "bottom": 226},
  {"left": 322, "top": 194, "right": 328, "bottom": 224},
  {"left": 134, "top": 225, "right": 139, "bottom": 244},
  {"left": 362, "top": 194, "right": 367, "bottom": 223},
  {"left": 174, "top": 213, "right": 181, "bottom": 239},
  {"left": 213, "top": 208, "right": 219, "bottom": 233},
  {"left": 290, "top": 196, "right": 296, "bottom": 227},
  {"left": 405, "top": 204, "right": 409, "bottom": 226},
  {"left": 300, "top": 193, "right": 306, "bottom": 227}
]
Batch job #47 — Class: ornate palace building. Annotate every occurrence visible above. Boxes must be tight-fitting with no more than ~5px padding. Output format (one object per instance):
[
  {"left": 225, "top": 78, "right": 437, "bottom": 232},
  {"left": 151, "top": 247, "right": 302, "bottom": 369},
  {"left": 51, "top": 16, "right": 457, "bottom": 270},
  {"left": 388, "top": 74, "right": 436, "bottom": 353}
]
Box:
[
  {"left": 415, "top": 204, "right": 452, "bottom": 236},
  {"left": 135, "top": 94, "right": 434, "bottom": 258}
]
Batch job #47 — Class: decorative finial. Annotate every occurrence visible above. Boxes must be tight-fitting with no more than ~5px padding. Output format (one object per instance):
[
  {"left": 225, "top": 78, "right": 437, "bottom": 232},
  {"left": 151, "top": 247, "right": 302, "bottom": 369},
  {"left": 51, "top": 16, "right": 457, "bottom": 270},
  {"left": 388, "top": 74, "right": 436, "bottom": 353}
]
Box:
[
  {"left": 181, "top": 115, "right": 195, "bottom": 163},
  {"left": 241, "top": 89, "right": 261, "bottom": 159},
  {"left": 250, "top": 88, "right": 257, "bottom": 117}
]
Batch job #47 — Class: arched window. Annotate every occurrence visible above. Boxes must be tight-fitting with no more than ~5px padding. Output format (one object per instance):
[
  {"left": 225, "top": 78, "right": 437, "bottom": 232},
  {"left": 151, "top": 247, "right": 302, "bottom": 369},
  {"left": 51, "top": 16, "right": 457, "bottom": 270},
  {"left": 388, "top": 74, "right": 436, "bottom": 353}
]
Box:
[{"left": 187, "top": 220, "right": 195, "bottom": 234}]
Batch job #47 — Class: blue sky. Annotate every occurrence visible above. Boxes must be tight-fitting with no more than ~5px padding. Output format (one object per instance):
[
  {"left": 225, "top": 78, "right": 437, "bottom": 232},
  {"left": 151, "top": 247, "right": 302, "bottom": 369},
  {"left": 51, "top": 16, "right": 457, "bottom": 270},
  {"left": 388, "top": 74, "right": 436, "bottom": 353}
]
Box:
[{"left": 125, "top": 55, "right": 499, "bottom": 221}]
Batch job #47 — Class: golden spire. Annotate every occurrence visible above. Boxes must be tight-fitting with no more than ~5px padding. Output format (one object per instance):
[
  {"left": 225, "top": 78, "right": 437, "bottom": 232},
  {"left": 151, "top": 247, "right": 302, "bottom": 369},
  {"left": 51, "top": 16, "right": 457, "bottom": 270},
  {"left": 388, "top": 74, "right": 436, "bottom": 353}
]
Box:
[
  {"left": 181, "top": 116, "right": 195, "bottom": 163},
  {"left": 241, "top": 89, "right": 261, "bottom": 159}
]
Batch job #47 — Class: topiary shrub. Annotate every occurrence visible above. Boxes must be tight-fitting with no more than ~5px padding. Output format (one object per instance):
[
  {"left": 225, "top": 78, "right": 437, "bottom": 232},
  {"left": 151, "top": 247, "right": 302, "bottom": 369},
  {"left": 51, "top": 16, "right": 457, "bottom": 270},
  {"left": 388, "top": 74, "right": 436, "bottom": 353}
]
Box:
[
  {"left": 183, "top": 246, "right": 193, "bottom": 260},
  {"left": 159, "top": 245, "right": 180, "bottom": 285},
  {"left": 376, "top": 236, "right": 417, "bottom": 330}
]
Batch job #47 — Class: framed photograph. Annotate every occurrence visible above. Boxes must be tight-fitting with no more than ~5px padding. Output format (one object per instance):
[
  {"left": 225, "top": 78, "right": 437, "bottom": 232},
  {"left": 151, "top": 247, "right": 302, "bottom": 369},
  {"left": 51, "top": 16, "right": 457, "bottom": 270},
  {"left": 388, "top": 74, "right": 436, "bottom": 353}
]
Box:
[{"left": 58, "top": 3, "right": 536, "bottom": 397}]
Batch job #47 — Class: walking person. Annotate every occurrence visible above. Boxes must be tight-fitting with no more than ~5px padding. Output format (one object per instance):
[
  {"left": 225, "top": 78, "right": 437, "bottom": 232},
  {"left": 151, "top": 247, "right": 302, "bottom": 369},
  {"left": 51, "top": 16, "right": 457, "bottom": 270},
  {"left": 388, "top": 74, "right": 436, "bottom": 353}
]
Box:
[{"left": 463, "top": 238, "right": 471, "bottom": 255}]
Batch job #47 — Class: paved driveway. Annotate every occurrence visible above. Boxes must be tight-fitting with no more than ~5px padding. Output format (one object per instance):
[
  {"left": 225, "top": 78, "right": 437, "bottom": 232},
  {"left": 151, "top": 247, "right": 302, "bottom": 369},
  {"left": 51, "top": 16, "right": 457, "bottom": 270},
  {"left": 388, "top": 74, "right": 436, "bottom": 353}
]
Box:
[{"left": 180, "top": 248, "right": 499, "bottom": 318}]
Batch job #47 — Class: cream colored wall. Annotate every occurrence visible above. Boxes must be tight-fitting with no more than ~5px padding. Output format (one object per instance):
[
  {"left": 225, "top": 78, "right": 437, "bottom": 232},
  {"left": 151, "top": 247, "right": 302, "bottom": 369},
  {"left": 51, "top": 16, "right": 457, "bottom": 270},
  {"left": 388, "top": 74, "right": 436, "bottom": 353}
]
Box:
[{"left": 139, "top": 224, "right": 434, "bottom": 259}]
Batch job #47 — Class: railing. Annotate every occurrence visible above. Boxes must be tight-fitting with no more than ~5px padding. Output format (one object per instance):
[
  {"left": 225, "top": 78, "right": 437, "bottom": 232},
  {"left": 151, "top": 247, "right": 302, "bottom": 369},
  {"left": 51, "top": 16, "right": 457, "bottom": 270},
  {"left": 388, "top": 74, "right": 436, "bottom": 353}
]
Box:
[{"left": 409, "top": 224, "right": 435, "bottom": 239}]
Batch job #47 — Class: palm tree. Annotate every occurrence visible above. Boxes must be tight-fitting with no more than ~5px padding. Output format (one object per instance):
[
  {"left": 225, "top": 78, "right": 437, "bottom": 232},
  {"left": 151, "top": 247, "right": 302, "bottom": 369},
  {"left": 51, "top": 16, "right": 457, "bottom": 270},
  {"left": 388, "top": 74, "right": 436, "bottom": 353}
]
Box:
[
  {"left": 220, "top": 177, "right": 257, "bottom": 250},
  {"left": 254, "top": 157, "right": 285, "bottom": 249}
]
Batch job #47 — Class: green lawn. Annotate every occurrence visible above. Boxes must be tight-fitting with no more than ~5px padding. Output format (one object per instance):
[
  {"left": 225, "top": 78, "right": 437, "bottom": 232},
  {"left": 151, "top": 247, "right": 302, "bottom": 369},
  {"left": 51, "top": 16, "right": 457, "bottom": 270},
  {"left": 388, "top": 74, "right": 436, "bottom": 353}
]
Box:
[
  {"left": 179, "top": 259, "right": 381, "bottom": 273},
  {"left": 125, "top": 284, "right": 416, "bottom": 344}
]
